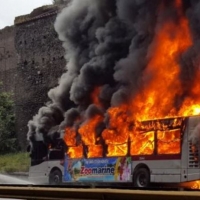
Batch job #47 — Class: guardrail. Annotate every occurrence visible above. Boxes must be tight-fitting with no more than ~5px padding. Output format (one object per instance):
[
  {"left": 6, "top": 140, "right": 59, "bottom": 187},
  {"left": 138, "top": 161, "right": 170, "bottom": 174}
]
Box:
[{"left": 0, "top": 186, "right": 199, "bottom": 200}]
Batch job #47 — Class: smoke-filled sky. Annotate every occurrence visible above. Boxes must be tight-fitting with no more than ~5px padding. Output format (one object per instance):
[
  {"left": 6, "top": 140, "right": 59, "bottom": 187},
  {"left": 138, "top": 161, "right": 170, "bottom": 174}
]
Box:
[
  {"left": 0, "top": 0, "right": 52, "bottom": 29},
  {"left": 28, "top": 0, "right": 200, "bottom": 149}
]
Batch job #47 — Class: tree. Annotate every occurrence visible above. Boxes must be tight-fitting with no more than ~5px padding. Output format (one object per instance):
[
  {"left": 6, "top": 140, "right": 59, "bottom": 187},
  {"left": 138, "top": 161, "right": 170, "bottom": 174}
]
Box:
[{"left": 0, "top": 84, "right": 19, "bottom": 154}]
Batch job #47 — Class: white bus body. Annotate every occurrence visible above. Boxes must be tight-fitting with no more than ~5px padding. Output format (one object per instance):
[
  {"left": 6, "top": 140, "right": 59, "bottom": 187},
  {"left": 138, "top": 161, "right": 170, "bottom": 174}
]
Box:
[
  {"left": 131, "top": 115, "right": 200, "bottom": 186},
  {"left": 29, "top": 148, "right": 64, "bottom": 185},
  {"left": 28, "top": 116, "right": 200, "bottom": 187}
]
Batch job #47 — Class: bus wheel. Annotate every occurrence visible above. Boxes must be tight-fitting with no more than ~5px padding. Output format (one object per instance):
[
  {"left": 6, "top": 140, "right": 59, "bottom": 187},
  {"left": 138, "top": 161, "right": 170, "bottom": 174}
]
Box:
[
  {"left": 49, "top": 169, "right": 62, "bottom": 185},
  {"left": 133, "top": 168, "right": 150, "bottom": 188}
]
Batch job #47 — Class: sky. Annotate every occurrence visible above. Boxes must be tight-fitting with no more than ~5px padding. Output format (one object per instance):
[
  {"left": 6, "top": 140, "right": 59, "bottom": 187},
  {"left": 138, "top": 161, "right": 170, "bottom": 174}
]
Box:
[{"left": 0, "top": 0, "right": 53, "bottom": 29}]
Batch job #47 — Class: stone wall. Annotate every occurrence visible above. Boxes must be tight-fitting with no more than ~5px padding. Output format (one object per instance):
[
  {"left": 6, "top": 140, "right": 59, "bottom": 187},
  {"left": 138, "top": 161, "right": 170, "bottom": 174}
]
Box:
[
  {"left": 15, "top": 13, "right": 66, "bottom": 150},
  {"left": 0, "top": 26, "right": 17, "bottom": 92},
  {"left": 0, "top": 7, "right": 66, "bottom": 150}
]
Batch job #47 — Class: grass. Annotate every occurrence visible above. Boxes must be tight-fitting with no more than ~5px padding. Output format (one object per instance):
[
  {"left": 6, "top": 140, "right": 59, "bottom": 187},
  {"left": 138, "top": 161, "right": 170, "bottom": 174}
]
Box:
[{"left": 0, "top": 152, "right": 30, "bottom": 173}]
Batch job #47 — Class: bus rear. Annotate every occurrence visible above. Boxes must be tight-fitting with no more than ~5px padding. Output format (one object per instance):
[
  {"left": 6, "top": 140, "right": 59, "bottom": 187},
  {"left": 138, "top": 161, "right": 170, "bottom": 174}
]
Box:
[{"left": 28, "top": 139, "right": 64, "bottom": 185}]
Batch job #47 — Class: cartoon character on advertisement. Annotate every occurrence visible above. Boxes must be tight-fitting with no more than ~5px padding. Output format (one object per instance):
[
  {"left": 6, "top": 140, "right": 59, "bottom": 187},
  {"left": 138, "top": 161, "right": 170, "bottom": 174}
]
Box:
[
  {"left": 114, "top": 157, "right": 125, "bottom": 181},
  {"left": 65, "top": 159, "right": 74, "bottom": 181},
  {"left": 114, "top": 158, "right": 121, "bottom": 180},
  {"left": 122, "top": 159, "right": 131, "bottom": 181},
  {"left": 114, "top": 157, "right": 131, "bottom": 181},
  {"left": 119, "top": 157, "right": 126, "bottom": 180},
  {"left": 65, "top": 159, "right": 82, "bottom": 181}
]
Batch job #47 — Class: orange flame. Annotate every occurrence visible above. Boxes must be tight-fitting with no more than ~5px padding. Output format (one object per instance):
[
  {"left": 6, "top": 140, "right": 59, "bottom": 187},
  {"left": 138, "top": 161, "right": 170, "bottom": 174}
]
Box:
[
  {"left": 107, "top": 143, "right": 128, "bottom": 157},
  {"left": 175, "top": 0, "right": 182, "bottom": 8},
  {"left": 101, "top": 4, "right": 195, "bottom": 157},
  {"left": 63, "top": 2, "right": 200, "bottom": 165},
  {"left": 64, "top": 127, "right": 76, "bottom": 146},
  {"left": 78, "top": 115, "right": 103, "bottom": 157},
  {"left": 102, "top": 106, "right": 130, "bottom": 156},
  {"left": 179, "top": 70, "right": 200, "bottom": 116},
  {"left": 67, "top": 145, "right": 83, "bottom": 158},
  {"left": 90, "top": 87, "right": 102, "bottom": 107},
  {"left": 130, "top": 131, "right": 154, "bottom": 155},
  {"left": 78, "top": 115, "right": 103, "bottom": 145},
  {"left": 131, "top": 6, "right": 192, "bottom": 121},
  {"left": 87, "top": 145, "right": 103, "bottom": 158},
  {"left": 191, "top": 181, "right": 200, "bottom": 189},
  {"left": 157, "top": 129, "right": 181, "bottom": 154},
  {"left": 180, "top": 180, "right": 200, "bottom": 189}
]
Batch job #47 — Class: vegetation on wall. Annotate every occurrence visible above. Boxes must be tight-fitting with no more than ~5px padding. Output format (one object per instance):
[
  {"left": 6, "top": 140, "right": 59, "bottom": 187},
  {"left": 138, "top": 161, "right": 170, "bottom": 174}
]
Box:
[{"left": 0, "top": 83, "right": 19, "bottom": 154}]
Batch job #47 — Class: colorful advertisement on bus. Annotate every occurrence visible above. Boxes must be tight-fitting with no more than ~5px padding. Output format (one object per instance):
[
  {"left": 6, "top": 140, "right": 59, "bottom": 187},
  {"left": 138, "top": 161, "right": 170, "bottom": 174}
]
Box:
[{"left": 64, "top": 156, "right": 132, "bottom": 182}]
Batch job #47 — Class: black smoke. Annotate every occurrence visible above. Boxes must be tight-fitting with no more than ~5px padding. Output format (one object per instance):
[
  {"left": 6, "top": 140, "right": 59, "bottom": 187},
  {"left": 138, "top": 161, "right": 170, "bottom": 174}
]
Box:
[{"left": 28, "top": 0, "right": 200, "bottom": 149}]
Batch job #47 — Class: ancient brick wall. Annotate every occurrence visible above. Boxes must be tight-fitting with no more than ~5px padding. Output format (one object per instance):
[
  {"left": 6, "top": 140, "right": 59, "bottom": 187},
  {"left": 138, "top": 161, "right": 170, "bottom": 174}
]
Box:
[
  {"left": 0, "top": 26, "right": 17, "bottom": 93},
  {"left": 0, "top": 10, "right": 66, "bottom": 150},
  {"left": 14, "top": 14, "right": 66, "bottom": 150}
]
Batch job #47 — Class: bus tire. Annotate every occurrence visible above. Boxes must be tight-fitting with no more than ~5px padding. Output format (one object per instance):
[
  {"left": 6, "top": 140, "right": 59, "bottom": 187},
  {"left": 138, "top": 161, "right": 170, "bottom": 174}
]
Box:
[
  {"left": 133, "top": 168, "right": 150, "bottom": 188},
  {"left": 49, "top": 169, "right": 62, "bottom": 185}
]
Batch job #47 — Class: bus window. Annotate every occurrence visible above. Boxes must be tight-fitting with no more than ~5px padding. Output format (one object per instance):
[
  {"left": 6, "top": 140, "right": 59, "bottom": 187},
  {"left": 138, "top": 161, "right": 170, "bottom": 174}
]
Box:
[
  {"left": 130, "top": 131, "right": 154, "bottom": 155},
  {"left": 49, "top": 150, "right": 63, "bottom": 160},
  {"left": 157, "top": 129, "right": 181, "bottom": 154},
  {"left": 67, "top": 145, "right": 83, "bottom": 158},
  {"left": 87, "top": 145, "right": 103, "bottom": 158},
  {"left": 30, "top": 141, "right": 48, "bottom": 166},
  {"left": 106, "top": 143, "right": 128, "bottom": 157}
]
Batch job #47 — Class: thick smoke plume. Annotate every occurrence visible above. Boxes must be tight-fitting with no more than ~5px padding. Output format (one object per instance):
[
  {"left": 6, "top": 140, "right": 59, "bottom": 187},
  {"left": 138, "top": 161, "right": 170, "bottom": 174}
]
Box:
[
  {"left": 189, "top": 123, "right": 200, "bottom": 146},
  {"left": 28, "top": 0, "right": 200, "bottom": 149}
]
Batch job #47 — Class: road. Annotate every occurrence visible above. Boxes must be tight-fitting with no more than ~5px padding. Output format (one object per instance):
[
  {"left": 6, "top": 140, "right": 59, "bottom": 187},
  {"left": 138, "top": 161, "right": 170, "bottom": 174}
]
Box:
[
  {"left": 0, "top": 174, "right": 28, "bottom": 200},
  {"left": 0, "top": 175, "right": 199, "bottom": 200},
  {"left": 0, "top": 174, "right": 31, "bottom": 185}
]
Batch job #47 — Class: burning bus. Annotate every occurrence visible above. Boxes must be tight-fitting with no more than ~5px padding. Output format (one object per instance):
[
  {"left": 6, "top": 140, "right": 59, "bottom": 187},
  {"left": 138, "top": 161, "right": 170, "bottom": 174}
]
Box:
[
  {"left": 28, "top": 115, "right": 200, "bottom": 187},
  {"left": 27, "top": 0, "right": 200, "bottom": 188}
]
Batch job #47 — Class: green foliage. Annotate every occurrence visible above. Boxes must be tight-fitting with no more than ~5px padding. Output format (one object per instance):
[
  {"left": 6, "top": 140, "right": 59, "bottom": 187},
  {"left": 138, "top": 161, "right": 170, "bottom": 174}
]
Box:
[
  {"left": 0, "top": 152, "right": 30, "bottom": 173},
  {"left": 0, "top": 84, "right": 19, "bottom": 154}
]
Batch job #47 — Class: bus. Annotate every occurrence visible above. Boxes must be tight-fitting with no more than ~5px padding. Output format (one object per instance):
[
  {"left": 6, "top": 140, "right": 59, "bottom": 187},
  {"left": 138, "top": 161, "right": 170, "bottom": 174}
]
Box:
[
  {"left": 28, "top": 139, "right": 65, "bottom": 185},
  {"left": 28, "top": 115, "right": 200, "bottom": 187}
]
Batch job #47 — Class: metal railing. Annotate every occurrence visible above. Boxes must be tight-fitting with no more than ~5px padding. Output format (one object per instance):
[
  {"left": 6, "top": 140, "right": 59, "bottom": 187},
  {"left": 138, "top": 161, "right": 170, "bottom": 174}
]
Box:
[{"left": 0, "top": 186, "right": 199, "bottom": 200}]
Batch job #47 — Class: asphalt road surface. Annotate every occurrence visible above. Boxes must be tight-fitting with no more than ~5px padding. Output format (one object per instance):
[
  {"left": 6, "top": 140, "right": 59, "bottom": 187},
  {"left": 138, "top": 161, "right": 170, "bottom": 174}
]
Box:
[
  {"left": 0, "top": 174, "right": 29, "bottom": 199},
  {"left": 0, "top": 174, "right": 31, "bottom": 185}
]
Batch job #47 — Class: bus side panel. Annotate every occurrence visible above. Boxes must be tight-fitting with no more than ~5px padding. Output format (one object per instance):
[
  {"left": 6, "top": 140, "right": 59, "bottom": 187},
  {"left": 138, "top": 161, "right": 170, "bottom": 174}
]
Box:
[
  {"left": 47, "top": 160, "right": 64, "bottom": 176},
  {"left": 186, "top": 117, "right": 200, "bottom": 182},
  {"left": 132, "top": 160, "right": 181, "bottom": 183},
  {"left": 181, "top": 124, "right": 188, "bottom": 182},
  {"left": 29, "top": 161, "right": 49, "bottom": 184},
  {"left": 152, "top": 175, "right": 181, "bottom": 183},
  {"left": 64, "top": 157, "right": 132, "bottom": 183},
  {"left": 187, "top": 169, "right": 200, "bottom": 181}
]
